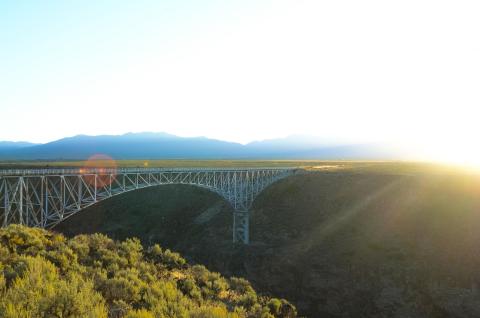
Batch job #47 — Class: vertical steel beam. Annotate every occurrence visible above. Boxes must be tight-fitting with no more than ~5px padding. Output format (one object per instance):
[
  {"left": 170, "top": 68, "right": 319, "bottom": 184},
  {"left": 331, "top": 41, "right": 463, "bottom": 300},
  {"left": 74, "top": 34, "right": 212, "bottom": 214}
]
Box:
[
  {"left": 78, "top": 176, "right": 82, "bottom": 208},
  {"left": 44, "top": 177, "right": 49, "bottom": 226},
  {"left": 94, "top": 175, "right": 97, "bottom": 202},
  {"left": 19, "top": 177, "right": 24, "bottom": 225},
  {"left": 0, "top": 168, "right": 295, "bottom": 244},
  {"left": 2, "top": 178, "right": 7, "bottom": 227}
]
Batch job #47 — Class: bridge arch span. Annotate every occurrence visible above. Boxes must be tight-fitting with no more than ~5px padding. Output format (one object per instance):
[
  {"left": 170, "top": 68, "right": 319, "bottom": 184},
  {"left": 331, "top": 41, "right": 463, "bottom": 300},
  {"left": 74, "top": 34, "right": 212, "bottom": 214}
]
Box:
[{"left": 0, "top": 168, "right": 297, "bottom": 243}]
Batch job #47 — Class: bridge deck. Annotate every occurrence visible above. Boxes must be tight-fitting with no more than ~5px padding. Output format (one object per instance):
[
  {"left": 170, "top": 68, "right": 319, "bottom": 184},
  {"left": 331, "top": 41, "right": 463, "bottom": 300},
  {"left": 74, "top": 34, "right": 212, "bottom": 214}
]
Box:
[
  {"left": 0, "top": 167, "right": 296, "bottom": 176},
  {"left": 0, "top": 167, "right": 298, "bottom": 244}
]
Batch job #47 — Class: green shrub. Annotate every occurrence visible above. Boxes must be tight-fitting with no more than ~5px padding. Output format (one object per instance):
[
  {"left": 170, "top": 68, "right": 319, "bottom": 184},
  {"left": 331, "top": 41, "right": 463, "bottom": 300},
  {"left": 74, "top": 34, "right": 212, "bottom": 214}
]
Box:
[
  {"left": 178, "top": 277, "right": 202, "bottom": 300},
  {"left": 124, "top": 308, "right": 154, "bottom": 318},
  {"left": 0, "top": 225, "right": 298, "bottom": 318},
  {"left": 0, "top": 256, "right": 107, "bottom": 318}
]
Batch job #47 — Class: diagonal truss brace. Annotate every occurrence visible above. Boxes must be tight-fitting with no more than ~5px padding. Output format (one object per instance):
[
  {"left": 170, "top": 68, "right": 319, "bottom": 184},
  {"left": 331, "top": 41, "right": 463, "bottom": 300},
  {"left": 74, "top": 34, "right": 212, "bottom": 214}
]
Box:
[{"left": 0, "top": 168, "right": 298, "bottom": 244}]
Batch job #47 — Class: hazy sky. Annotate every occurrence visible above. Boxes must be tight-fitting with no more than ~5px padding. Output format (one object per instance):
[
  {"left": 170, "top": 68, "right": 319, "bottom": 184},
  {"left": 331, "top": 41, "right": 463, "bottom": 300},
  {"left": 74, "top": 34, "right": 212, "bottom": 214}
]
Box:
[{"left": 1, "top": 1, "right": 479, "bottom": 160}]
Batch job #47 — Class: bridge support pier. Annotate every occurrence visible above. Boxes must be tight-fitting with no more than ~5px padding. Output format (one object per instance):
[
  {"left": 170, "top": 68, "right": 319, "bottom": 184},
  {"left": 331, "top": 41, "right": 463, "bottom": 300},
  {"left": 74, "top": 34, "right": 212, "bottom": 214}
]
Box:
[
  {"left": 0, "top": 168, "right": 297, "bottom": 245},
  {"left": 233, "top": 210, "right": 249, "bottom": 244}
]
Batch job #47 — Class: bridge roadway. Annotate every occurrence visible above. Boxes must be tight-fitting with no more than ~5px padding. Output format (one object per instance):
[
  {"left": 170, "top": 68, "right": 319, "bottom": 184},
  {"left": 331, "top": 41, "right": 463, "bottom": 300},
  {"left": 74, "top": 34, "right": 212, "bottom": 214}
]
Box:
[{"left": 0, "top": 167, "right": 298, "bottom": 244}]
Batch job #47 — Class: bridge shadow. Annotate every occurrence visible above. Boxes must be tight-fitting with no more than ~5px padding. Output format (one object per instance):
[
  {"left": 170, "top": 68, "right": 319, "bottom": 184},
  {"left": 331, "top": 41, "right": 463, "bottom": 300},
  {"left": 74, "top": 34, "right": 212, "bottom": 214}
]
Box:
[{"left": 54, "top": 184, "right": 234, "bottom": 248}]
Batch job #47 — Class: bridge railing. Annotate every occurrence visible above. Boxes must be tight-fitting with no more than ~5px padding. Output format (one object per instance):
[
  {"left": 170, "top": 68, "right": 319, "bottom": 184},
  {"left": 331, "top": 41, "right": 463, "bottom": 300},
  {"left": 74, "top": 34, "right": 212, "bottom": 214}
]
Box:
[{"left": 0, "top": 167, "right": 298, "bottom": 176}]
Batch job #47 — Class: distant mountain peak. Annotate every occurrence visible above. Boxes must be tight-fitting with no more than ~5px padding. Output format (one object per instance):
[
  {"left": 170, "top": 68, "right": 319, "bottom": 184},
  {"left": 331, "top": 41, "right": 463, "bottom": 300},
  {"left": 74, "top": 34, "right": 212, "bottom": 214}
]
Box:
[
  {"left": 122, "top": 132, "right": 178, "bottom": 138},
  {"left": 0, "top": 141, "right": 39, "bottom": 150},
  {"left": 0, "top": 132, "right": 405, "bottom": 160}
]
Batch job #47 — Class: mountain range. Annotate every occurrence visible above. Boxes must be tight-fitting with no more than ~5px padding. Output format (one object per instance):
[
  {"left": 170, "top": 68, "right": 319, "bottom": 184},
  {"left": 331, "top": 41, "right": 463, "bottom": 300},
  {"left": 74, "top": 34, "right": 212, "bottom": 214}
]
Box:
[{"left": 0, "top": 132, "right": 405, "bottom": 160}]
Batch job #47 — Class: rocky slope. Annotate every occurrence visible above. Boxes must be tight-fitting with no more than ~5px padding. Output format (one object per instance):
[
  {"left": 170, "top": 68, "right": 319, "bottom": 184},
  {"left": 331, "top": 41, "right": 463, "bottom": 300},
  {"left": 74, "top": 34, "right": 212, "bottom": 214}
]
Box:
[{"left": 55, "top": 167, "right": 480, "bottom": 317}]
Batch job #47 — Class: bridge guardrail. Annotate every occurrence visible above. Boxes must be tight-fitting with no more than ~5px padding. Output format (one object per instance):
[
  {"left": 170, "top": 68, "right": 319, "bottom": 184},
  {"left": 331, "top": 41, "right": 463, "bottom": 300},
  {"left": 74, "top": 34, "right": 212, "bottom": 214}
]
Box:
[
  {"left": 0, "top": 167, "right": 298, "bottom": 176},
  {"left": 0, "top": 167, "right": 298, "bottom": 244}
]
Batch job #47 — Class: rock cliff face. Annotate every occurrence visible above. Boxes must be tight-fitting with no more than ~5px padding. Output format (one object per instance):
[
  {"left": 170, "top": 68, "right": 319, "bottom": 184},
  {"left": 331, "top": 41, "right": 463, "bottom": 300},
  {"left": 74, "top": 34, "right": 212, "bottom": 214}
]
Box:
[{"left": 56, "top": 169, "right": 480, "bottom": 317}]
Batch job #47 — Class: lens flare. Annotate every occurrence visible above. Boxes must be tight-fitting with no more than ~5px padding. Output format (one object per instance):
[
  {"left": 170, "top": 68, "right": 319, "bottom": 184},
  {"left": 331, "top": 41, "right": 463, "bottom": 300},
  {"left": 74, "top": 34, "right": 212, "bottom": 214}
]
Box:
[{"left": 82, "top": 154, "right": 117, "bottom": 188}]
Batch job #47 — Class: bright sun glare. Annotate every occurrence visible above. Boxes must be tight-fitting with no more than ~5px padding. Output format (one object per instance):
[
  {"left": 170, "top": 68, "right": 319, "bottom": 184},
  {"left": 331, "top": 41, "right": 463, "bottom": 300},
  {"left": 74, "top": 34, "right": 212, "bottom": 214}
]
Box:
[{"left": 425, "top": 140, "right": 480, "bottom": 169}]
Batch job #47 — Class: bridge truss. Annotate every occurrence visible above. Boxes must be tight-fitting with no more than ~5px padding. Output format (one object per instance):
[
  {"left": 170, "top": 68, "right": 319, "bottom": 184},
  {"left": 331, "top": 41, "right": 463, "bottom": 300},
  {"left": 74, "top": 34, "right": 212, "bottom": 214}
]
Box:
[{"left": 0, "top": 168, "right": 296, "bottom": 244}]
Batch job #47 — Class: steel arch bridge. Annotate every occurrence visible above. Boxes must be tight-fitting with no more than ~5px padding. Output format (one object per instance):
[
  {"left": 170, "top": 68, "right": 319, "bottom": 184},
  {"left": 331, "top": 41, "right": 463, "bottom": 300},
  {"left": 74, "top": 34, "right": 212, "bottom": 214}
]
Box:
[{"left": 0, "top": 167, "right": 297, "bottom": 244}]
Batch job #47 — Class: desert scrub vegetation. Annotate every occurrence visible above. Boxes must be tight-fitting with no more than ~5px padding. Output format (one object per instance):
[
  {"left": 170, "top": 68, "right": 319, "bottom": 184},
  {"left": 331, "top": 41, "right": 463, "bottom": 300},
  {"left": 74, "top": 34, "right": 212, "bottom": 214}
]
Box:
[{"left": 0, "top": 225, "right": 297, "bottom": 318}]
